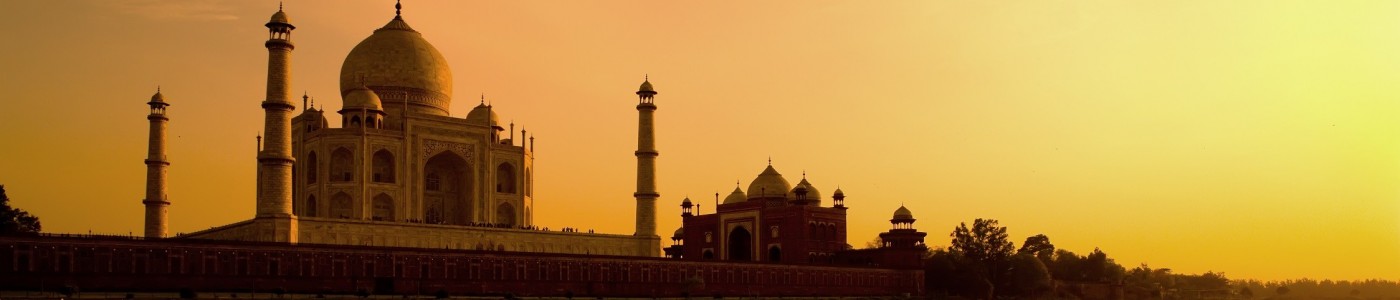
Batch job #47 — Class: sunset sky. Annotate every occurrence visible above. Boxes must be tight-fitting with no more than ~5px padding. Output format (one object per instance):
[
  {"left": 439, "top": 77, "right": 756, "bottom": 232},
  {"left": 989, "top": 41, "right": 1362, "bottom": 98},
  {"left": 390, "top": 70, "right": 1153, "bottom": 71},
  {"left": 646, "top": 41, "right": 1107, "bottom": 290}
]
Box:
[{"left": 1, "top": 0, "right": 1398, "bottom": 281}]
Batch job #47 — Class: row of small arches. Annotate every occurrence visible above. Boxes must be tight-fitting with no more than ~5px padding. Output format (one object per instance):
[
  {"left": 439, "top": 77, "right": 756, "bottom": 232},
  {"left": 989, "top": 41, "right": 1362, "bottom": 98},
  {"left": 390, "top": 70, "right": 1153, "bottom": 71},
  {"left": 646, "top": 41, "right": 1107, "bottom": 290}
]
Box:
[
  {"left": 808, "top": 222, "right": 839, "bottom": 241},
  {"left": 302, "top": 235, "right": 631, "bottom": 256},
  {"left": 299, "top": 192, "right": 518, "bottom": 226},
  {"left": 304, "top": 149, "right": 530, "bottom": 195}
]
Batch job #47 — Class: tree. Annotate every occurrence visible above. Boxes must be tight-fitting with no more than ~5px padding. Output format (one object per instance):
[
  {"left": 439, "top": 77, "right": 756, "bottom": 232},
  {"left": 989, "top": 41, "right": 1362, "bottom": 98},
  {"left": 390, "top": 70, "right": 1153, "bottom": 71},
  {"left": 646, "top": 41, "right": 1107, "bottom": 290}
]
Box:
[
  {"left": 1048, "top": 249, "right": 1083, "bottom": 281},
  {"left": 1184, "top": 271, "right": 1230, "bottom": 290},
  {"left": 925, "top": 248, "right": 979, "bottom": 297},
  {"left": 0, "top": 185, "right": 42, "bottom": 234},
  {"left": 1017, "top": 234, "right": 1055, "bottom": 266},
  {"left": 1239, "top": 286, "right": 1254, "bottom": 299},
  {"left": 950, "top": 219, "right": 1015, "bottom": 299},
  {"left": 863, "top": 237, "right": 883, "bottom": 249},
  {"left": 950, "top": 219, "right": 1014, "bottom": 268},
  {"left": 1276, "top": 286, "right": 1291, "bottom": 297},
  {"left": 1004, "top": 253, "right": 1053, "bottom": 298},
  {"left": 1080, "top": 248, "right": 1125, "bottom": 282}
]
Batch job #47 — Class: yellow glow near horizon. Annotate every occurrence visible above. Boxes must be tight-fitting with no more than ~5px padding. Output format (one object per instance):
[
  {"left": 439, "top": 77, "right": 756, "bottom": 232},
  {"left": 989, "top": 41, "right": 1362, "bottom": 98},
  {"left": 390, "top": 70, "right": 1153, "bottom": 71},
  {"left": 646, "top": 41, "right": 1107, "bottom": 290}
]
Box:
[{"left": 1, "top": 0, "right": 1397, "bottom": 281}]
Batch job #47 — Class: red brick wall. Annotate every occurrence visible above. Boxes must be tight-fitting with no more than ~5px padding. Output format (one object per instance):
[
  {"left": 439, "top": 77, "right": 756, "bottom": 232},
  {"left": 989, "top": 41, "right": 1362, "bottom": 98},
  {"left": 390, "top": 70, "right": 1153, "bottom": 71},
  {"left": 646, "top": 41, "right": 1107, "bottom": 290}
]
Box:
[{"left": 0, "top": 235, "right": 922, "bottom": 297}]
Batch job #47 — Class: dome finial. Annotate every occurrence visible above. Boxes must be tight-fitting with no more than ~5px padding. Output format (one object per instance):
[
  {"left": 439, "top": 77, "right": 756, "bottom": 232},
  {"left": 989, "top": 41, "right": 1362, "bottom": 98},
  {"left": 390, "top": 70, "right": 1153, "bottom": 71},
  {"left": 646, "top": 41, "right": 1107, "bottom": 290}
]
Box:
[
  {"left": 395, "top": 0, "right": 402, "bottom": 17},
  {"left": 279, "top": 1, "right": 283, "bottom": 11},
  {"left": 768, "top": 156, "right": 772, "bottom": 165}
]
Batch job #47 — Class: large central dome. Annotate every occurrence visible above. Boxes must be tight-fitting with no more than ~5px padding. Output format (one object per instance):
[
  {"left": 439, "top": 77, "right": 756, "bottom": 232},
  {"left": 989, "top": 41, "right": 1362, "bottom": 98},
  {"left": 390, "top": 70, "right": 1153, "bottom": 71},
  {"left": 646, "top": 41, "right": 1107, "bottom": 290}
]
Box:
[{"left": 339, "top": 15, "right": 453, "bottom": 116}]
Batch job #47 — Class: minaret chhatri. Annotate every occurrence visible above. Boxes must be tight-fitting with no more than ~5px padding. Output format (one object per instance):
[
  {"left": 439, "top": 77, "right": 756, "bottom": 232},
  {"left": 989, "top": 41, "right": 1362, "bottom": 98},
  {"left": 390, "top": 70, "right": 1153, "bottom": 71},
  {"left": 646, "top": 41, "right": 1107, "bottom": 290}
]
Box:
[
  {"left": 257, "top": 5, "right": 298, "bottom": 242},
  {"left": 634, "top": 76, "right": 659, "bottom": 239},
  {"left": 143, "top": 89, "right": 171, "bottom": 238}
]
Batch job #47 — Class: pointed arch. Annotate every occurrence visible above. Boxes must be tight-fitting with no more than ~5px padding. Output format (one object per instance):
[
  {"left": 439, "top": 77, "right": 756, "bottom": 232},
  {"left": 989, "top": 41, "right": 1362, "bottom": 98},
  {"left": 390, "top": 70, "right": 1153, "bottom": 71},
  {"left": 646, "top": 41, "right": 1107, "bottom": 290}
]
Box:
[
  {"left": 728, "top": 226, "right": 753, "bottom": 261},
  {"left": 330, "top": 147, "right": 353, "bottom": 182},
  {"left": 304, "top": 195, "right": 318, "bottom": 217},
  {"left": 372, "top": 193, "right": 394, "bottom": 221},
  {"left": 496, "top": 202, "right": 516, "bottom": 227},
  {"left": 424, "top": 151, "right": 471, "bottom": 225},
  {"left": 768, "top": 245, "right": 782, "bottom": 262},
  {"left": 525, "top": 168, "right": 532, "bottom": 196},
  {"left": 496, "top": 162, "right": 516, "bottom": 193},
  {"left": 372, "top": 149, "right": 395, "bottom": 183},
  {"left": 330, "top": 192, "right": 354, "bottom": 219},
  {"left": 306, "top": 151, "right": 318, "bottom": 184}
]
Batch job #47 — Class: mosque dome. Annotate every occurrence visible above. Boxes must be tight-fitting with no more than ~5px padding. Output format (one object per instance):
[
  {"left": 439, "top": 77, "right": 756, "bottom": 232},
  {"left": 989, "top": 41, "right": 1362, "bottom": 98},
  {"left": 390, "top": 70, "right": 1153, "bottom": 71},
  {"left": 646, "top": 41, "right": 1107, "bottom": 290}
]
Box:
[
  {"left": 789, "top": 178, "right": 822, "bottom": 205},
  {"left": 341, "top": 86, "right": 384, "bottom": 111},
  {"left": 339, "top": 14, "right": 452, "bottom": 116},
  {"left": 833, "top": 187, "right": 844, "bottom": 197},
  {"left": 892, "top": 206, "right": 914, "bottom": 221},
  {"left": 746, "top": 165, "right": 792, "bottom": 200},
  {"left": 639, "top": 80, "right": 654, "bottom": 93},
  {"left": 464, "top": 103, "right": 500, "bottom": 127},
  {"left": 722, "top": 187, "right": 747, "bottom": 204},
  {"left": 672, "top": 227, "right": 684, "bottom": 239}
]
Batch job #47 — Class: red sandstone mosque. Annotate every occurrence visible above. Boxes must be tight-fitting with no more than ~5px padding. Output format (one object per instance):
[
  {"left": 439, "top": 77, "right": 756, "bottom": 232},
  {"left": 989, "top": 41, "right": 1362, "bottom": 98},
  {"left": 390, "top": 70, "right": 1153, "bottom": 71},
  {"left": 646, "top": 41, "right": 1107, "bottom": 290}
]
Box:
[{"left": 1, "top": 2, "right": 930, "bottom": 297}]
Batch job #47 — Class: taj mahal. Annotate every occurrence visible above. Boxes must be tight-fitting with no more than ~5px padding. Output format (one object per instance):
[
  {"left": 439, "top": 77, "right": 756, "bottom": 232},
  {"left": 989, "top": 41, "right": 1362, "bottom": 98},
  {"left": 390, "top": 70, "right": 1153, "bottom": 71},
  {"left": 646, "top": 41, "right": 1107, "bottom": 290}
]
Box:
[{"left": 145, "top": 2, "right": 661, "bottom": 257}]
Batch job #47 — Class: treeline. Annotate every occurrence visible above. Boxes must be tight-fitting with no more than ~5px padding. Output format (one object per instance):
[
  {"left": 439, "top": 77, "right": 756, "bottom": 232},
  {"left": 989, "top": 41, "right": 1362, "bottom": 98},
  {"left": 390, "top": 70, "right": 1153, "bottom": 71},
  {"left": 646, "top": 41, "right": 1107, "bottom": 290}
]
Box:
[
  {"left": 918, "top": 218, "right": 1397, "bottom": 299},
  {"left": 1235, "top": 279, "right": 1400, "bottom": 299}
]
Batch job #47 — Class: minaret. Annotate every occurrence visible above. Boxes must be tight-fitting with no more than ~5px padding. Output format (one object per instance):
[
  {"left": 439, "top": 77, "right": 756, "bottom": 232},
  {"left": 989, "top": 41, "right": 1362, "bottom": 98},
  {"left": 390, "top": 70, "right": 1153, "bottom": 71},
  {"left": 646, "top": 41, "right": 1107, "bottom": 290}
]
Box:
[
  {"left": 256, "top": 6, "right": 298, "bottom": 242},
  {"left": 634, "top": 77, "right": 659, "bottom": 239},
  {"left": 142, "top": 89, "right": 171, "bottom": 238}
]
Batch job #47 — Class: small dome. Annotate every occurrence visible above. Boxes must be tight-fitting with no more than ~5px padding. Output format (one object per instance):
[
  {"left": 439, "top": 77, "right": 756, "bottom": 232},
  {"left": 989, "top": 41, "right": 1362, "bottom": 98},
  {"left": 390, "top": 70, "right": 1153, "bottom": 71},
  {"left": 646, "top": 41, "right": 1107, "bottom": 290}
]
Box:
[
  {"left": 722, "top": 186, "right": 747, "bottom": 204},
  {"left": 639, "top": 80, "right": 655, "bottom": 92},
  {"left": 672, "top": 227, "right": 684, "bottom": 239},
  {"left": 893, "top": 206, "right": 914, "bottom": 221},
  {"left": 269, "top": 10, "right": 290, "bottom": 25},
  {"left": 464, "top": 103, "right": 500, "bottom": 127},
  {"left": 833, "top": 187, "right": 844, "bottom": 196},
  {"left": 341, "top": 86, "right": 383, "bottom": 111},
  {"left": 681, "top": 197, "right": 693, "bottom": 205},
  {"left": 148, "top": 90, "right": 166, "bottom": 104},
  {"left": 747, "top": 165, "right": 792, "bottom": 200},
  {"left": 788, "top": 178, "right": 822, "bottom": 205}
]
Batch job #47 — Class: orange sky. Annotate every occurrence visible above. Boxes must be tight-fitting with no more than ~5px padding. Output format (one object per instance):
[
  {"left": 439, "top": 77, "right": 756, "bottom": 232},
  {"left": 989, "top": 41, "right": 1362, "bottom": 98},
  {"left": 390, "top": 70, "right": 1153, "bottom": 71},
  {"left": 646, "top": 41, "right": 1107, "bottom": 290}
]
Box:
[{"left": 1, "top": 0, "right": 1398, "bottom": 281}]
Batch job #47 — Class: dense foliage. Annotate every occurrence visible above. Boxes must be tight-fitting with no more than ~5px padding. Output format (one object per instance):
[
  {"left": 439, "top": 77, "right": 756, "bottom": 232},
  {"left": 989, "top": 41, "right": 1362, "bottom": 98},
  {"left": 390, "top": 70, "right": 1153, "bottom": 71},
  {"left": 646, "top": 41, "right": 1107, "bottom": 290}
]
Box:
[
  {"left": 919, "top": 218, "right": 1394, "bottom": 299},
  {"left": 1236, "top": 279, "right": 1400, "bottom": 299},
  {"left": 0, "top": 185, "right": 41, "bottom": 234}
]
